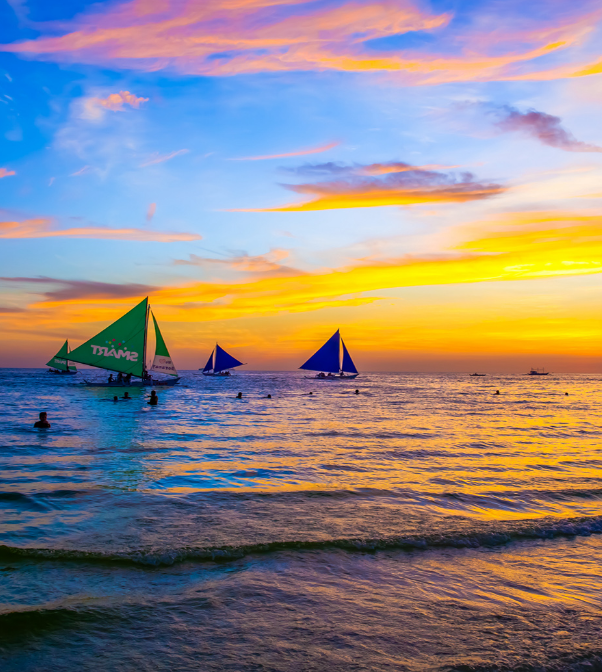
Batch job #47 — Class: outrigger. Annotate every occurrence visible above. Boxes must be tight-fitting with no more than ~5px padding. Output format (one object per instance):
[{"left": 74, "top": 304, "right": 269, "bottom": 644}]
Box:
[
  {"left": 64, "top": 297, "right": 180, "bottom": 387},
  {"left": 300, "top": 329, "right": 359, "bottom": 379}
]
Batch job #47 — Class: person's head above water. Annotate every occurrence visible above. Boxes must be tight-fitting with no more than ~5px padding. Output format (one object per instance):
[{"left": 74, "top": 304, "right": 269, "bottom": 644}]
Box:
[
  {"left": 355, "top": 389, "right": 359, "bottom": 394},
  {"left": 237, "top": 392, "right": 242, "bottom": 399},
  {"left": 123, "top": 392, "right": 130, "bottom": 399},
  {"left": 34, "top": 411, "right": 51, "bottom": 428},
  {"left": 113, "top": 396, "right": 118, "bottom": 401}
]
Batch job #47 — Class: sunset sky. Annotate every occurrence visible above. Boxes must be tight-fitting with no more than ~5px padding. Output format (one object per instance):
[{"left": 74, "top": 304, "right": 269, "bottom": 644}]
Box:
[{"left": 1, "top": 0, "right": 601, "bottom": 371}]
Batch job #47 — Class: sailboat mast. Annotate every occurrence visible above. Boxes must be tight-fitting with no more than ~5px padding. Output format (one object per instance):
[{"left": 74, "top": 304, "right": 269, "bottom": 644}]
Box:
[{"left": 142, "top": 303, "right": 150, "bottom": 377}]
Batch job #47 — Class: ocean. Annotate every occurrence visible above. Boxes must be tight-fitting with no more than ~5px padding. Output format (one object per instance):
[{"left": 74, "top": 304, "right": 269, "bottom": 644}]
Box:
[{"left": 1, "top": 369, "right": 601, "bottom": 671}]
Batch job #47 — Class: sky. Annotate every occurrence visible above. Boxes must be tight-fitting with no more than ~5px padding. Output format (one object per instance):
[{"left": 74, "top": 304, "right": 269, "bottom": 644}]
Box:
[{"left": 0, "top": 0, "right": 601, "bottom": 372}]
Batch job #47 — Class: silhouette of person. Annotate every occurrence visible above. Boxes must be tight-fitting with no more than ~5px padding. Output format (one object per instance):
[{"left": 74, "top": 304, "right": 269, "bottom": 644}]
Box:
[
  {"left": 113, "top": 396, "right": 118, "bottom": 402},
  {"left": 148, "top": 390, "right": 158, "bottom": 406},
  {"left": 123, "top": 392, "right": 131, "bottom": 399},
  {"left": 34, "top": 412, "right": 51, "bottom": 428},
  {"left": 308, "top": 391, "right": 313, "bottom": 395},
  {"left": 495, "top": 390, "right": 500, "bottom": 395},
  {"left": 565, "top": 392, "right": 569, "bottom": 396},
  {"left": 355, "top": 389, "right": 359, "bottom": 395},
  {"left": 236, "top": 392, "right": 243, "bottom": 399},
  {"left": 266, "top": 394, "right": 272, "bottom": 398},
  {"left": 108, "top": 374, "right": 114, "bottom": 383}
]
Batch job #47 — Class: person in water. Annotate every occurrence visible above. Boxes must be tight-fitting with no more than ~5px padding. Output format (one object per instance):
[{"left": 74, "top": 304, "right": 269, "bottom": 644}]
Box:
[
  {"left": 123, "top": 392, "right": 131, "bottom": 400},
  {"left": 495, "top": 390, "right": 500, "bottom": 395},
  {"left": 355, "top": 389, "right": 359, "bottom": 395},
  {"left": 34, "top": 412, "right": 51, "bottom": 428},
  {"left": 148, "top": 390, "right": 158, "bottom": 406},
  {"left": 113, "top": 396, "right": 118, "bottom": 402},
  {"left": 266, "top": 394, "right": 272, "bottom": 399},
  {"left": 236, "top": 392, "right": 243, "bottom": 399}
]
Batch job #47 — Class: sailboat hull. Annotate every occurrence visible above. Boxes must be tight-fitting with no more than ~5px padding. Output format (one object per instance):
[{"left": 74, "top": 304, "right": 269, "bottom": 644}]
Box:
[
  {"left": 304, "top": 373, "right": 359, "bottom": 380},
  {"left": 83, "top": 377, "right": 180, "bottom": 387},
  {"left": 201, "top": 371, "right": 232, "bottom": 377},
  {"left": 48, "top": 369, "right": 78, "bottom": 375}
]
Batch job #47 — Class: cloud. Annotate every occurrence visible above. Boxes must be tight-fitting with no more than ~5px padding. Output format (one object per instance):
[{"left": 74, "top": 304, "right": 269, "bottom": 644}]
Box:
[
  {"left": 147, "top": 202, "right": 156, "bottom": 221},
  {"left": 0, "top": 0, "right": 598, "bottom": 84},
  {"left": 0, "top": 305, "right": 25, "bottom": 313},
  {"left": 140, "top": 149, "right": 189, "bottom": 167},
  {"left": 0, "top": 217, "right": 201, "bottom": 242},
  {"left": 230, "top": 141, "right": 340, "bottom": 161},
  {"left": 81, "top": 90, "right": 148, "bottom": 120},
  {"left": 174, "top": 248, "right": 302, "bottom": 277},
  {"left": 237, "top": 162, "right": 504, "bottom": 211},
  {"left": 70, "top": 165, "right": 90, "bottom": 176},
  {"left": 491, "top": 105, "right": 602, "bottom": 152},
  {"left": 0, "top": 277, "right": 157, "bottom": 303},
  {"left": 0, "top": 168, "right": 15, "bottom": 178}
]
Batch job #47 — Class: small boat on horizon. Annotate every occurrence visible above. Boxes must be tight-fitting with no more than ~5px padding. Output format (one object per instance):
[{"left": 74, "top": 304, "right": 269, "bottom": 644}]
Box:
[
  {"left": 527, "top": 367, "right": 550, "bottom": 376},
  {"left": 201, "top": 344, "right": 245, "bottom": 376},
  {"left": 469, "top": 373, "right": 486, "bottom": 377},
  {"left": 47, "top": 340, "right": 78, "bottom": 375},
  {"left": 300, "top": 329, "right": 358, "bottom": 379},
  {"left": 61, "top": 298, "right": 180, "bottom": 387}
]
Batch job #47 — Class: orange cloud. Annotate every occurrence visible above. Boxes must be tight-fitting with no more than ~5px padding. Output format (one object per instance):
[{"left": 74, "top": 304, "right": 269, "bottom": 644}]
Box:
[
  {"left": 230, "top": 141, "right": 340, "bottom": 161},
  {"left": 1, "top": 0, "right": 598, "bottom": 84},
  {"left": 0, "top": 168, "right": 15, "bottom": 178},
  {"left": 0, "top": 217, "right": 201, "bottom": 242},
  {"left": 94, "top": 90, "right": 148, "bottom": 111},
  {"left": 140, "top": 149, "right": 189, "bottom": 167},
  {"left": 11, "top": 210, "right": 600, "bottom": 324},
  {"left": 237, "top": 162, "right": 504, "bottom": 211}
]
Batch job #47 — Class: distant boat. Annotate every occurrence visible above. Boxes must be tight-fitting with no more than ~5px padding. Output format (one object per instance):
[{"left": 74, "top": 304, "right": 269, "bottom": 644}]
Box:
[
  {"left": 64, "top": 297, "right": 180, "bottom": 387},
  {"left": 201, "top": 344, "right": 245, "bottom": 376},
  {"left": 469, "top": 373, "right": 486, "bottom": 377},
  {"left": 527, "top": 367, "right": 550, "bottom": 376},
  {"left": 47, "top": 340, "right": 77, "bottom": 375},
  {"left": 300, "top": 329, "right": 358, "bottom": 379}
]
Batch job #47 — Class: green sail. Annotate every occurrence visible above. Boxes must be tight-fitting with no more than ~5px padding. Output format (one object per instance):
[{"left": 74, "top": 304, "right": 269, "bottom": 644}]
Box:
[
  {"left": 66, "top": 298, "right": 148, "bottom": 377},
  {"left": 150, "top": 312, "right": 178, "bottom": 376},
  {"left": 46, "top": 340, "right": 76, "bottom": 372}
]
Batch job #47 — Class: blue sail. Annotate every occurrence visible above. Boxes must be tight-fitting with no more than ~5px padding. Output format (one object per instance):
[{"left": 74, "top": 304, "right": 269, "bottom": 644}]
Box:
[
  {"left": 299, "top": 330, "right": 341, "bottom": 373},
  {"left": 203, "top": 350, "right": 215, "bottom": 373},
  {"left": 341, "top": 339, "right": 358, "bottom": 374},
  {"left": 214, "top": 344, "right": 244, "bottom": 373}
]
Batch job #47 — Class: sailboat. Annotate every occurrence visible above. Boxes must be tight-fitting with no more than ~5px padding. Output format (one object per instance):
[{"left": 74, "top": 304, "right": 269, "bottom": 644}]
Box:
[
  {"left": 527, "top": 367, "right": 550, "bottom": 376},
  {"left": 200, "top": 344, "right": 245, "bottom": 376},
  {"left": 64, "top": 297, "right": 180, "bottom": 387},
  {"left": 299, "top": 329, "right": 359, "bottom": 379},
  {"left": 46, "top": 340, "right": 77, "bottom": 374}
]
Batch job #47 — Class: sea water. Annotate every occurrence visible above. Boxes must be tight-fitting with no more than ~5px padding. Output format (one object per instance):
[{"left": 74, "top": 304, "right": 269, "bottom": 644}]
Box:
[{"left": 1, "top": 369, "right": 601, "bottom": 671}]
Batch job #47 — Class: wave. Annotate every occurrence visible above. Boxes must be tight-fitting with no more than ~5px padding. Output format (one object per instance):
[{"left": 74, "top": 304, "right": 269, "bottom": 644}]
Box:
[{"left": 1, "top": 514, "right": 601, "bottom": 567}]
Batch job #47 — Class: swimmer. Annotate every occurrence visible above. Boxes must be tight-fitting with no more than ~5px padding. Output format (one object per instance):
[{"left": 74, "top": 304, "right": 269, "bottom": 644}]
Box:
[
  {"left": 236, "top": 392, "right": 243, "bottom": 399},
  {"left": 122, "top": 392, "right": 131, "bottom": 400},
  {"left": 148, "top": 390, "right": 158, "bottom": 406},
  {"left": 266, "top": 394, "right": 272, "bottom": 399},
  {"left": 34, "top": 412, "right": 51, "bottom": 429},
  {"left": 308, "top": 391, "right": 313, "bottom": 395},
  {"left": 355, "top": 389, "right": 359, "bottom": 395},
  {"left": 113, "top": 396, "right": 118, "bottom": 402},
  {"left": 565, "top": 392, "right": 569, "bottom": 396},
  {"left": 494, "top": 390, "right": 500, "bottom": 395}
]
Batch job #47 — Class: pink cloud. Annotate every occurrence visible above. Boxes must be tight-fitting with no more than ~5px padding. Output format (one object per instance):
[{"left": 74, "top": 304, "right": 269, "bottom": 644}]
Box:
[
  {"left": 147, "top": 202, "right": 156, "bottom": 221},
  {"left": 0, "top": 217, "right": 201, "bottom": 242},
  {"left": 230, "top": 141, "right": 339, "bottom": 161},
  {"left": 140, "top": 149, "right": 189, "bottom": 167},
  {"left": 6, "top": 0, "right": 597, "bottom": 83},
  {"left": 493, "top": 105, "right": 602, "bottom": 153},
  {"left": 0, "top": 168, "right": 16, "bottom": 178},
  {"left": 94, "top": 90, "right": 148, "bottom": 111}
]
